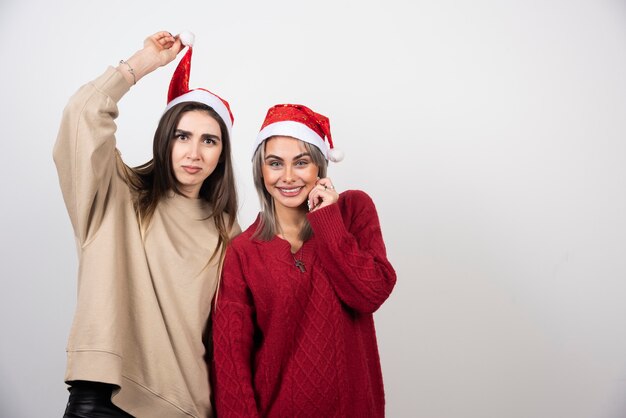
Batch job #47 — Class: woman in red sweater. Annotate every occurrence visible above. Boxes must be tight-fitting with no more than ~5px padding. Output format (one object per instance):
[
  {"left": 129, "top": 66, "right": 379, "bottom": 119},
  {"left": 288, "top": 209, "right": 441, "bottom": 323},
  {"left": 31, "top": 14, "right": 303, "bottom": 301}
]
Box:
[{"left": 212, "top": 104, "right": 397, "bottom": 417}]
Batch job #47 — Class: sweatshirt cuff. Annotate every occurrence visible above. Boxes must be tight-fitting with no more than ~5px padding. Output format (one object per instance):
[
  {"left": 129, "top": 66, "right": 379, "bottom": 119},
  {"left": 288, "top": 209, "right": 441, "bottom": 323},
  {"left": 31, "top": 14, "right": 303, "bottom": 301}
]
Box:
[
  {"left": 307, "top": 203, "right": 346, "bottom": 244},
  {"left": 91, "top": 67, "right": 132, "bottom": 104}
]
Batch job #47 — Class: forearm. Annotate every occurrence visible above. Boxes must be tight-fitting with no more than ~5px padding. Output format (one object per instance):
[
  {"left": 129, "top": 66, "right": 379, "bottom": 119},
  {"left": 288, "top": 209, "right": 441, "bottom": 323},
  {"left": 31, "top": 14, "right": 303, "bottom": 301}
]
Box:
[
  {"left": 308, "top": 192, "right": 397, "bottom": 313},
  {"left": 117, "top": 48, "right": 163, "bottom": 85},
  {"left": 53, "top": 68, "right": 129, "bottom": 242}
]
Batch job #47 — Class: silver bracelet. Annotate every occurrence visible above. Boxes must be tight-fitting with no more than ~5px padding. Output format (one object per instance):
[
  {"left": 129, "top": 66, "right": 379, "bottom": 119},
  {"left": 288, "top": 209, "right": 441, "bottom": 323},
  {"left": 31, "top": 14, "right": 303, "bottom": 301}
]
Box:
[{"left": 119, "top": 59, "right": 136, "bottom": 85}]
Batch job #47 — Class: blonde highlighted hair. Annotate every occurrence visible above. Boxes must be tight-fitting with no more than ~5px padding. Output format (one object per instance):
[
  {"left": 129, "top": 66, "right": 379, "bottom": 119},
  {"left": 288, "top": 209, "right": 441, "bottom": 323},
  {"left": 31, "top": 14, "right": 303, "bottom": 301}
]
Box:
[{"left": 251, "top": 137, "right": 327, "bottom": 241}]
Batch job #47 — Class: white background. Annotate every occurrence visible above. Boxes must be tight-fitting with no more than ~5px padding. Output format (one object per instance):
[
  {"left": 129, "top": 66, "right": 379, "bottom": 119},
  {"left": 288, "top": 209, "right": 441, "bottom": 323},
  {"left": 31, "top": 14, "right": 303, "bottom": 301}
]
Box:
[{"left": 1, "top": 1, "right": 626, "bottom": 417}]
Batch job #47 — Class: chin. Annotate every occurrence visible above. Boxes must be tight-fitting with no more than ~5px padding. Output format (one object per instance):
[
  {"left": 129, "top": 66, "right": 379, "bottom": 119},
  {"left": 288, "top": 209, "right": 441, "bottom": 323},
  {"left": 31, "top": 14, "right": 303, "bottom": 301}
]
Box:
[{"left": 277, "top": 198, "right": 306, "bottom": 209}]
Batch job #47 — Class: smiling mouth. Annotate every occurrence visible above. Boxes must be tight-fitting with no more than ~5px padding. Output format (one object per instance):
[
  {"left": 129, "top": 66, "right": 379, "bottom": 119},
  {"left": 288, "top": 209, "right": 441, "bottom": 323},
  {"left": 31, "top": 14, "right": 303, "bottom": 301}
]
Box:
[{"left": 278, "top": 186, "right": 303, "bottom": 196}]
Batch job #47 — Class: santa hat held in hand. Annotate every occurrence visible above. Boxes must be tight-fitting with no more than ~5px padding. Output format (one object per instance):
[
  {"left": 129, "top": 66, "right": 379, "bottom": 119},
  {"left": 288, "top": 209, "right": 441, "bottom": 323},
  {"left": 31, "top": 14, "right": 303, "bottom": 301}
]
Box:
[
  {"left": 164, "top": 31, "right": 234, "bottom": 135},
  {"left": 253, "top": 104, "right": 344, "bottom": 162}
]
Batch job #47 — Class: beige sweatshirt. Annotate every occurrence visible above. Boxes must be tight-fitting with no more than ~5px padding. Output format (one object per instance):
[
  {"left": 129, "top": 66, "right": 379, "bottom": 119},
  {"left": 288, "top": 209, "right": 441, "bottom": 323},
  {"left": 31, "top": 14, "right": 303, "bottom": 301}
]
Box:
[{"left": 53, "top": 67, "right": 239, "bottom": 418}]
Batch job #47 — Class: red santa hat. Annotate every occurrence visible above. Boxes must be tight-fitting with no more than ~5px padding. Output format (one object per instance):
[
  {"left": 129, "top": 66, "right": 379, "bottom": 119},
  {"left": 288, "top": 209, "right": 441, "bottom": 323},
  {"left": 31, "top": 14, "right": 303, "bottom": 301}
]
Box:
[
  {"left": 164, "top": 31, "right": 234, "bottom": 135},
  {"left": 253, "top": 104, "right": 344, "bottom": 162}
]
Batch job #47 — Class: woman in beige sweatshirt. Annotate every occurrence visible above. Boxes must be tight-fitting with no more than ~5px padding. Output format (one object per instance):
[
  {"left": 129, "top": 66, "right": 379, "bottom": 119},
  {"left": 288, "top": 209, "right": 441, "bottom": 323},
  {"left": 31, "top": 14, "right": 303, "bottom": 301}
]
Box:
[{"left": 54, "top": 31, "right": 239, "bottom": 418}]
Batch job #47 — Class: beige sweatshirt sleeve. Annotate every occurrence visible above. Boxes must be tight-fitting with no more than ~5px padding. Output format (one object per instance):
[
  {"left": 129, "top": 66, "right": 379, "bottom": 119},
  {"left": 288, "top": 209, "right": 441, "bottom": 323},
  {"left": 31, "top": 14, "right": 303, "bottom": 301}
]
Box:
[{"left": 53, "top": 67, "right": 131, "bottom": 245}]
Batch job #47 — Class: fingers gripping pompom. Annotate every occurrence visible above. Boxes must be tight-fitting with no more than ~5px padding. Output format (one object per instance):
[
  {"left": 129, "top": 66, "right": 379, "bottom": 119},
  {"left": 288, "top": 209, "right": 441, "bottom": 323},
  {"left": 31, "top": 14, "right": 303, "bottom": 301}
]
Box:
[{"left": 179, "top": 31, "right": 195, "bottom": 47}]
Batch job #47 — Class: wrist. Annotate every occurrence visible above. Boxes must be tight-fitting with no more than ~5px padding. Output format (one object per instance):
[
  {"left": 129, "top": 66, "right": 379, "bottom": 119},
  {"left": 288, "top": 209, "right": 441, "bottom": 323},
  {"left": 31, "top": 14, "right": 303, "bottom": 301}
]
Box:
[
  {"left": 118, "top": 60, "right": 136, "bottom": 85},
  {"left": 119, "top": 49, "right": 161, "bottom": 84}
]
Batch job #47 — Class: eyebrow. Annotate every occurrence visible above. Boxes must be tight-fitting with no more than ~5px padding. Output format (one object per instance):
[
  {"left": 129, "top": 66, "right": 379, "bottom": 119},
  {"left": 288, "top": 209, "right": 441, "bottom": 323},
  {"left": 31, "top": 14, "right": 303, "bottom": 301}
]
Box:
[
  {"left": 264, "top": 152, "right": 311, "bottom": 161},
  {"left": 175, "top": 129, "right": 221, "bottom": 141}
]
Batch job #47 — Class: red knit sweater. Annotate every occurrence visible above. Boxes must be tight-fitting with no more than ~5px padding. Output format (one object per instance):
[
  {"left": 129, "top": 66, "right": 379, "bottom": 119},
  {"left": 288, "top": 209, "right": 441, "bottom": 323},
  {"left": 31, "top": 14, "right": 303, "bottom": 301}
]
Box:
[{"left": 212, "top": 190, "right": 396, "bottom": 417}]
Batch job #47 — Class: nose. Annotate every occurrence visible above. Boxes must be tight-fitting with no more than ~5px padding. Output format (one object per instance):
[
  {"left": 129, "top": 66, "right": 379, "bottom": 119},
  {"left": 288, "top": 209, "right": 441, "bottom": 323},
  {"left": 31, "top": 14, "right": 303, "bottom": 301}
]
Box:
[
  {"left": 187, "top": 141, "right": 200, "bottom": 160},
  {"left": 283, "top": 165, "right": 295, "bottom": 183}
]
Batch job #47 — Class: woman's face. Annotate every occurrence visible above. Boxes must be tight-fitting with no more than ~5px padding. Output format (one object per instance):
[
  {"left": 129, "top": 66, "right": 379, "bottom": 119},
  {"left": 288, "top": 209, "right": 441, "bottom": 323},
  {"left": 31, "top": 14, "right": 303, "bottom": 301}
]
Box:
[
  {"left": 262, "top": 136, "right": 320, "bottom": 212},
  {"left": 170, "top": 110, "right": 223, "bottom": 198}
]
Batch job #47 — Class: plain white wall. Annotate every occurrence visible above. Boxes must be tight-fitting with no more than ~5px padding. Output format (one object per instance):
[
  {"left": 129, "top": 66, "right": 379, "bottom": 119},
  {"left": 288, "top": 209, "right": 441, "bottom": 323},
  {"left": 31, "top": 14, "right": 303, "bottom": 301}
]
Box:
[{"left": 1, "top": 0, "right": 626, "bottom": 417}]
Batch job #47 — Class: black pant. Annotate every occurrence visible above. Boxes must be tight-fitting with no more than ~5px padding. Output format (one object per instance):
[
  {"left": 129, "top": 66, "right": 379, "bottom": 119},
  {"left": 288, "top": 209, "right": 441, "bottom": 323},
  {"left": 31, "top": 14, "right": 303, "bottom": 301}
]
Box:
[{"left": 63, "top": 381, "right": 134, "bottom": 418}]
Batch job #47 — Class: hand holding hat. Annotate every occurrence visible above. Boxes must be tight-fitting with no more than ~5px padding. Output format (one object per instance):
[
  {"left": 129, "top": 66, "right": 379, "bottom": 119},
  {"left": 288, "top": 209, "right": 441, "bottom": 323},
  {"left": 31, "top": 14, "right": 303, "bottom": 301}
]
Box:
[
  {"left": 143, "top": 31, "right": 181, "bottom": 66},
  {"left": 118, "top": 30, "right": 190, "bottom": 85},
  {"left": 164, "top": 32, "right": 234, "bottom": 134}
]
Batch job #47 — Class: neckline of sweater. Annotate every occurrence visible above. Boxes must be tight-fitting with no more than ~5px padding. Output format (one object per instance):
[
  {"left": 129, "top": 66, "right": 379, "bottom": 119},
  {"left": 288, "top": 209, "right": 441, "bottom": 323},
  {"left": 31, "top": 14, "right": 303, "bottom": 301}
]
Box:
[{"left": 162, "top": 192, "right": 212, "bottom": 215}]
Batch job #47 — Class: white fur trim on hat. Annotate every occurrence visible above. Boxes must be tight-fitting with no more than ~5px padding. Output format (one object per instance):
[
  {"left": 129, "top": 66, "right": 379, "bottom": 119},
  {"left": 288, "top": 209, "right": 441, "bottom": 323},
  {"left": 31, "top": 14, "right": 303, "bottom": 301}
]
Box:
[
  {"left": 254, "top": 121, "right": 328, "bottom": 159},
  {"left": 164, "top": 90, "right": 233, "bottom": 134}
]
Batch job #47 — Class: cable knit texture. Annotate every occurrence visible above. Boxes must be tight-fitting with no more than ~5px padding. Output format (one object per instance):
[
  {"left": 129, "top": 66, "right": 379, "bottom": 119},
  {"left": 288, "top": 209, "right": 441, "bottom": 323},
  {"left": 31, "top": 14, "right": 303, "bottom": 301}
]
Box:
[{"left": 212, "top": 190, "right": 396, "bottom": 417}]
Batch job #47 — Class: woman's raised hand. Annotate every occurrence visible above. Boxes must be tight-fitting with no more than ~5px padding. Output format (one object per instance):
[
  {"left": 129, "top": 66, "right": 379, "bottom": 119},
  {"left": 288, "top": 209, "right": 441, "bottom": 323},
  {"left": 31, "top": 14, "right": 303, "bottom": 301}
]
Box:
[
  {"left": 143, "top": 31, "right": 184, "bottom": 67},
  {"left": 308, "top": 177, "right": 339, "bottom": 212},
  {"left": 118, "top": 31, "right": 185, "bottom": 85}
]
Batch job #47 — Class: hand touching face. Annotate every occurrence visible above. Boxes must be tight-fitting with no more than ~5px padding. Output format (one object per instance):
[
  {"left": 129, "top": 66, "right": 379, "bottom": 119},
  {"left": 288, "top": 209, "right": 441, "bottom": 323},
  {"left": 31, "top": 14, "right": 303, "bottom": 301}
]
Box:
[{"left": 307, "top": 177, "right": 339, "bottom": 213}]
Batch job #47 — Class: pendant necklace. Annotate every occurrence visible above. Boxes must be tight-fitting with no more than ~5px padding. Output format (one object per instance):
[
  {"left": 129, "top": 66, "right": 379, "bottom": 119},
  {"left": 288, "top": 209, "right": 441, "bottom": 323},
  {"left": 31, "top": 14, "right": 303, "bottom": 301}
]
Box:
[
  {"left": 293, "top": 245, "right": 306, "bottom": 273},
  {"left": 277, "top": 221, "right": 306, "bottom": 273}
]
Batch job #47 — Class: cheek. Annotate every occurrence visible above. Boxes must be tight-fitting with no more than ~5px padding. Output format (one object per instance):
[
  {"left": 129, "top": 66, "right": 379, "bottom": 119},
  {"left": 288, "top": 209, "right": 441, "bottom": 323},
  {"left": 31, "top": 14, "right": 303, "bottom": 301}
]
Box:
[
  {"left": 261, "top": 165, "right": 271, "bottom": 181},
  {"left": 304, "top": 166, "right": 319, "bottom": 183},
  {"left": 203, "top": 147, "right": 222, "bottom": 164},
  {"left": 262, "top": 172, "right": 273, "bottom": 190},
  {"left": 170, "top": 142, "right": 182, "bottom": 162},
  {"left": 261, "top": 168, "right": 281, "bottom": 193}
]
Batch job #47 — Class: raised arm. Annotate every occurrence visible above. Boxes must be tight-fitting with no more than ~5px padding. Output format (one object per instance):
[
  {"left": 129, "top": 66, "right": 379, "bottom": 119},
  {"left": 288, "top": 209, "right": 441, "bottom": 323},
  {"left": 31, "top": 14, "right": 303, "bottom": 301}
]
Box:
[
  {"left": 116, "top": 31, "right": 183, "bottom": 85},
  {"left": 307, "top": 190, "right": 397, "bottom": 313},
  {"left": 53, "top": 32, "right": 184, "bottom": 244}
]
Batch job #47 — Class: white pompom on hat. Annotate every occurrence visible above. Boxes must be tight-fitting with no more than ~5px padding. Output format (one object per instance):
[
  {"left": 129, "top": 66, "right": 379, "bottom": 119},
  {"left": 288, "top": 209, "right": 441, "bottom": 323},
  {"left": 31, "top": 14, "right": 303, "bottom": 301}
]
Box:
[
  {"left": 179, "top": 31, "right": 195, "bottom": 47},
  {"left": 164, "top": 31, "right": 234, "bottom": 134},
  {"left": 253, "top": 104, "right": 343, "bottom": 162}
]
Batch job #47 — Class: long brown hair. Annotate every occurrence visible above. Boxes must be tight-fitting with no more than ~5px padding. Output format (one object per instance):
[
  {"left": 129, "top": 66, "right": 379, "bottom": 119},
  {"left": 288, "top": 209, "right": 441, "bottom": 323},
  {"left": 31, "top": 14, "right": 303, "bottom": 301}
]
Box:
[
  {"left": 251, "top": 138, "right": 327, "bottom": 241},
  {"left": 125, "top": 101, "right": 238, "bottom": 264}
]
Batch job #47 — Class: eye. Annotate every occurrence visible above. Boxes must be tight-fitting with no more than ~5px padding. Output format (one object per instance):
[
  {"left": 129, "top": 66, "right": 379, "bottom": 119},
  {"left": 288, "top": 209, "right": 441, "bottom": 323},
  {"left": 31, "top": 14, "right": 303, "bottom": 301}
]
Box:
[
  {"left": 203, "top": 137, "right": 216, "bottom": 145},
  {"left": 175, "top": 133, "right": 188, "bottom": 141},
  {"left": 295, "top": 159, "right": 310, "bottom": 167},
  {"left": 267, "top": 160, "right": 282, "bottom": 168}
]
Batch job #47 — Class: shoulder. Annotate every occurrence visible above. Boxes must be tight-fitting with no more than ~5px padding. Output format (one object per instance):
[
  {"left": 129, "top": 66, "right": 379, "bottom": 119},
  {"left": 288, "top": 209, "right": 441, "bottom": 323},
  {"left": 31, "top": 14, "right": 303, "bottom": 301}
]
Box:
[
  {"left": 338, "top": 189, "right": 376, "bottom": 212},
  {"left": 223, "top": 218, "right": 265, "bottom": 271},
  {"left": 339, "top": 189, "right": 373, "bottom": 202},
  {"left": 229, "top": 218, "right": 260, "bottom": 251},
  {"left": 333, "top": 190, "right": 380, "bottom": 228},
  {"left": 223, "top": 212, "right": 242, "bottom": 238}
]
